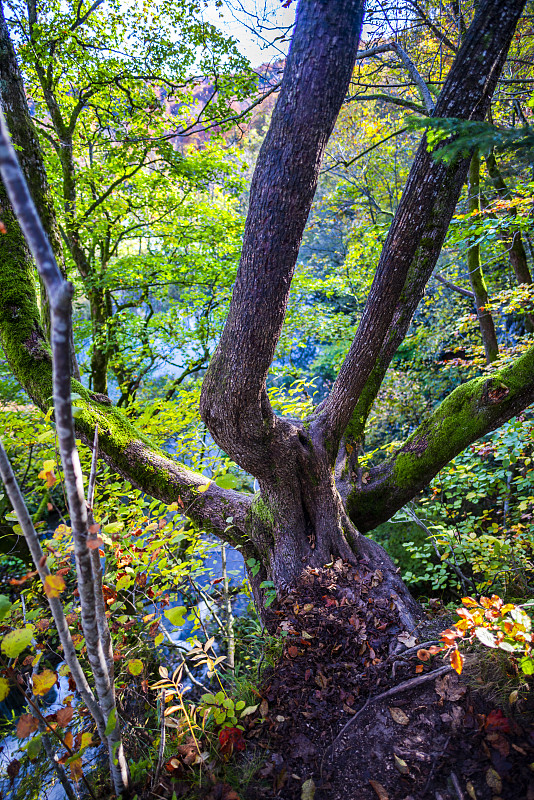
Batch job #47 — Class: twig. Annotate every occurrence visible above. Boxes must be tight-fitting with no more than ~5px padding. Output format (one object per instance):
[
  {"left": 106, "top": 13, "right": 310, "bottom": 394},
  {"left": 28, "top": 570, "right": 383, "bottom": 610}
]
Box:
[
  {"left": 86, "top": 427, "right": 114, "bottom": 679},
  {"left": 450, "top": 771, "right": 465, "bottom": 800},
  {"left": 423, "top": 735, "right": 451, "bottom": 795},
  {"left": 0, "top": 442, "right": 106, "bottom": 738},
  {"left": 221, "top": 544, "right": 235, "bottom": 672}
]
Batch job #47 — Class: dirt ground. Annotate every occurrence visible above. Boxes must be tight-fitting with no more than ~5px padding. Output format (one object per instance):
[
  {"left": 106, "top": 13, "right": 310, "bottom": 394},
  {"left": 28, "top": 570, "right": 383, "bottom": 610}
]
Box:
[{"left": 242, "top": 559, "right": 534, "bottom": 800}]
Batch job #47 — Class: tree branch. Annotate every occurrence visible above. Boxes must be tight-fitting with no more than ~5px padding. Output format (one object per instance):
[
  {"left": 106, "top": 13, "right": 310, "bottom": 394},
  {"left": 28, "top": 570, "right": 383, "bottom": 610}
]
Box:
[
  {"left": 342, "top": 343, "right": 534, "bottom": 531},
  {"left": 434, "top": 272, "right": 475, "bottom": 299},
  {"left": 316, "top": 0, "right": 527, "bottom": 453},
  {"left": 200, "top": 0, "right": 366, "bottom": 477}
]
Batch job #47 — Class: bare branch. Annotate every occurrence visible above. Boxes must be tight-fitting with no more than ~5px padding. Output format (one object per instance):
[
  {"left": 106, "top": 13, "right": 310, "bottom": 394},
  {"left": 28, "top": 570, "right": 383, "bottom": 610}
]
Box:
[{"left": 434, "top": 272, "right": 475, "bottom": 299}]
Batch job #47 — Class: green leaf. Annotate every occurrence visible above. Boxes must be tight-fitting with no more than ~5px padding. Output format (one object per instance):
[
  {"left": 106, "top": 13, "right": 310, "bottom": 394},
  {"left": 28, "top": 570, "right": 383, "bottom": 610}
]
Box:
[
  {"left": 127, "top": 659, "right": 144, "bottom": 676},
  {"left": 1, "top": 626, "right": 34, "bottom": 658},
  {"left": 520, "top": 656, "right": 534, "bottom": 675},
  {"left": 27, "top": 734, "right": 43, "bottom": 761},
  {"left": 164, "top": 606, "right": 187, "bottom": 627},
  {"left": 0, "top": 595, "right": 12, "bottom": 621},
  {"left": 215, "top": 474, "right": 238, "bottom": 490},
  {"left": 105, "top": 708, "right": 117, "bottom": 736},
  {"left": 0, "top": 677, "right": 10, "bottom": 701}
]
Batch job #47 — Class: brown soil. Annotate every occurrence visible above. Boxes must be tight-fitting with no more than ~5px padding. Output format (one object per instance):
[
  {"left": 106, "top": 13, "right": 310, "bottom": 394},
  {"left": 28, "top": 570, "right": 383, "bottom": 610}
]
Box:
[{"left": 241, "top": 559, "right": 534, "bottom": 800}]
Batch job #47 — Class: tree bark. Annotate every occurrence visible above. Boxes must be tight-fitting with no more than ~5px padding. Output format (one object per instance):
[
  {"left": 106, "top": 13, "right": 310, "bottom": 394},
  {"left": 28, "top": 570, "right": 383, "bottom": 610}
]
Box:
[
  {"left": 0, "top": 0, "right": 80, "bottom": 378},
  {"left": 485, "top": 149, "right": 534, "bottom": 332},
  {"left": 466, "top": 151, "right": 499, "bottom": 364}
]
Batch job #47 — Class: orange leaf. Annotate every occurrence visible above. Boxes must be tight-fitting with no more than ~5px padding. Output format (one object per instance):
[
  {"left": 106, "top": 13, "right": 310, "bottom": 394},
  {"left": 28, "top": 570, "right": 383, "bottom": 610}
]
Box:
[
  {"left": 87, "top": 537, "right": 104, "bottom": 550},
  {"left": 64, "top": 731, "right": 74, "bottom": 750},
  {"left": 56, "top": 706, "right": 74, "bottom": 727},
  {"left": 450, "top": 649, "right": 464, "bottom": 675}
]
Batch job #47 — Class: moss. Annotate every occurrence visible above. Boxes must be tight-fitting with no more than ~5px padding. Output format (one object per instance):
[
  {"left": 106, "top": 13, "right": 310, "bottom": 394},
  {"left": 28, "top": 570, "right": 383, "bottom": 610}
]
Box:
[
  {"left": 0, "top": 190, "right": 53, "bottom": 404},
  {"left": 250, "top": 495, "right": 275, "bottom": 526}
]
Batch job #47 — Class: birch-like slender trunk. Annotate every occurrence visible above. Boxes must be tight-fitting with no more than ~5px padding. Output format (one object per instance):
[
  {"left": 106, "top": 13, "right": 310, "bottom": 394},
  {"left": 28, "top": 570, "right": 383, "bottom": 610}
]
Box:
[{"left": 0, "top": 108, "right": 130, "bottom": 796}]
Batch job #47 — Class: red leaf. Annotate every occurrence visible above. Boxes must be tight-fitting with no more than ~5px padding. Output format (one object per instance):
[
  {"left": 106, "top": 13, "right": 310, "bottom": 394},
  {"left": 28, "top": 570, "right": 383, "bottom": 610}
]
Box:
[
  {"left": 219, "top": 727, "right": 246, "bottom": 756},
  {"left": 485, "top": 709, "right": 511, "bottom": 733}
]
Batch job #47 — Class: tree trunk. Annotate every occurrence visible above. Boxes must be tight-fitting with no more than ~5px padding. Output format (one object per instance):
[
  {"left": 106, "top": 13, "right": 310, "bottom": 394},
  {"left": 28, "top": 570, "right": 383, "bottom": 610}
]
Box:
[
  {"left": 467, "top": 152, "right": 499, "bottom": 363},
  {"left": 485, "top": 149, "right": 534, "bottom": 332},
  {"left": 88, "top": 288, "right": 112, "bottom": 395}
]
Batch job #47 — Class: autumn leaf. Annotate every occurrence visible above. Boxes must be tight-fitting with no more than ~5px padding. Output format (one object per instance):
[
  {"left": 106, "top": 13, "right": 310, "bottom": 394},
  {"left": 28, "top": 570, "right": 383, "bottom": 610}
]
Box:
[
  {"left": 33, "top": 669, "right": 58, "bottom": 696},
  {"left": 389, "top": 707, "right": 409, "bottom": 725},
  {"left": 0, "top": 677, "right": 10, "bottom": 701},
  {"left": 38, "top": 460, "right": 57, "bottom": 488},
  {"left": 70, "top": 758, "right": 83, "bottom": 782},
  {"left": 450, "top": 648, "right": 464, "bottom": 675},
  {"left": 16, "top": 714, "right": 39, "bottom": 738},
  {"left": 369, "top": 780, "right": 389, "bottom": 800},
  {"left": 87, "top": 537, "right": 104, "bottom": 550},
  {"left": 44, "top": 574, "right": 66, "bottom": 598},
  {"left": 56, "top": 706, "right": 74, "bottom": 727},
  {"left": 127, "top": 659, "right": 144, "bottom": 676}
]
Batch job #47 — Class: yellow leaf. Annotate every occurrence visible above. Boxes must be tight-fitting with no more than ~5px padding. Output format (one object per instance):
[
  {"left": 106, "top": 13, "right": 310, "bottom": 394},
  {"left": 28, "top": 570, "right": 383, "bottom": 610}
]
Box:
[
  {"left": 44, "top": 574, "right": 66, "bottom": 598},
  {"left": 0, "top": 677, "right": 10, "bottom": 701},
  {"left": 32, "top": 669, "right": 57, "bottom": 696}
]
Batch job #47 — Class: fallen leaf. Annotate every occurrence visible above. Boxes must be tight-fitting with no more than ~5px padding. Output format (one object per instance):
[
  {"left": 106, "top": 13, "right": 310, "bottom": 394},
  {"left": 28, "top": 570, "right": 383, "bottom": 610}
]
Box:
[
  {"left": 394, "top": 754, "right": 409, "bottom": 774},
  {"left": 415, "top": 664, "right": 424, "bottom": 674},
  {"left": 288, "top": 646, "right": 299, "bottom": 658},
  {"left": 389, "top": 707, "right": 409, "bottom": 725},
  {"left": 301, "top": 778, "right": 315, "bottom": 800},
  {"left": 485, "top": 709, "right": 511, "bottom": 733},
  {"left": 369, "top": 779, "right": 389, "bottom": 800},
  {"left": 486, "top": 767, "right": 502, "bottom": 794},
  {"left": 397, "top": 631, "right": 417, "bottom": 648},
  {"left": 466, "top": 780, "right": 477, "bottom": 799},
  {"left": 435, "top": 674, "right": 466, "bottom": 702}
]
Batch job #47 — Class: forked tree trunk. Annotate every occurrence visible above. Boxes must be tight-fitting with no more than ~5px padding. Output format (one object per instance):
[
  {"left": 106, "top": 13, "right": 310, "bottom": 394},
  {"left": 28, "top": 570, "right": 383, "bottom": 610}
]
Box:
[
  {"left": 201, "top": 0, "right": 527, "bottom": 622},
  {"left": 245, "top": 421, "right": 421, "bottom": 628}
]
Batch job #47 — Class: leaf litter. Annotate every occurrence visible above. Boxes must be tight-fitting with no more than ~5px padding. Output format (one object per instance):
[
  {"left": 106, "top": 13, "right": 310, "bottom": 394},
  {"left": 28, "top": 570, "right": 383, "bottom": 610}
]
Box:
[{"left": 239, "top": 559, "right": 534, "bottom": 800}]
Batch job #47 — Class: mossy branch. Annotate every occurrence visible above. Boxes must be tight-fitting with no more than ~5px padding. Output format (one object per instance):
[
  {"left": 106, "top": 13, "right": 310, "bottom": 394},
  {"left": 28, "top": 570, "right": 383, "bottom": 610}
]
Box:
[{"left": 345, "top": 346, "right": 534, "bottom": 531}]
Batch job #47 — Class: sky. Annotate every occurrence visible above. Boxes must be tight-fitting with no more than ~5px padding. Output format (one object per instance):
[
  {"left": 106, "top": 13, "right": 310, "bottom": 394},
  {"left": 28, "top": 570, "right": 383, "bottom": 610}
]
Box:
[{"left": 201, "top": 0, "right": 296, "bottom": 67}]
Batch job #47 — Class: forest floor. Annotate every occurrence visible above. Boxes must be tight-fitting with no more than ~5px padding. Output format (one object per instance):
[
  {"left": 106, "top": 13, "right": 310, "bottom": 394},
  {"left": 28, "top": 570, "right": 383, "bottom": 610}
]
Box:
[{"left": 239, "top": 559, "right": 534, "bottom": 800}]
